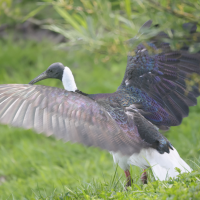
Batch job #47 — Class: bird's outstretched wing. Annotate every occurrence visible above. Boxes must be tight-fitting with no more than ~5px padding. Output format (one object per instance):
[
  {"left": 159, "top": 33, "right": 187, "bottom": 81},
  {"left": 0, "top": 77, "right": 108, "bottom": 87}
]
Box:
[
  {"left": 0, "top": 84, "right": 171, "bottom": 155},
  {"left": 118, "top": 21, "right": 200, "bottom": 130}
]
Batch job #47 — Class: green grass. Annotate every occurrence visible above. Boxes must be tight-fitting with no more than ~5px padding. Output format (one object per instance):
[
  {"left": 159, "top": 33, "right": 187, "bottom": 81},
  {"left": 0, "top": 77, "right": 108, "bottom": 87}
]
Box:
[{"left": 0, "top": 38, "right": 200, "bottom": 199}]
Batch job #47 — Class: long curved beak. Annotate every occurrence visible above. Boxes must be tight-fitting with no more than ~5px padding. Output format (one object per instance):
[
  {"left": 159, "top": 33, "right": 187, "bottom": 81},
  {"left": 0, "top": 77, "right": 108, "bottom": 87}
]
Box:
[{"left": 29, "top": 71, "right": 48, "bottom": 85}]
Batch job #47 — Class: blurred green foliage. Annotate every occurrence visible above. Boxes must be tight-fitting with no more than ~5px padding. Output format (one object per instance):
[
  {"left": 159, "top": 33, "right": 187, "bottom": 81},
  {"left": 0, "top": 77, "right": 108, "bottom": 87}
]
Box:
[
  {"left": 41, "top": 0, "right": 200, "bottom": 58},
  {"left": 0, "top": 0, "right": 200, "bottom": 199},
  {"left": 1, "top": 0, "right": 200, "bottom": 56}
]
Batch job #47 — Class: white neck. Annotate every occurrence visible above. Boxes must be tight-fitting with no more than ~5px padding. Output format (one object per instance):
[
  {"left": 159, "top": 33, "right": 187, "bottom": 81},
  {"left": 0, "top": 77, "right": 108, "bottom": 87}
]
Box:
[{"left": 62, "top": 67, "right": 77, "bottom": 92}]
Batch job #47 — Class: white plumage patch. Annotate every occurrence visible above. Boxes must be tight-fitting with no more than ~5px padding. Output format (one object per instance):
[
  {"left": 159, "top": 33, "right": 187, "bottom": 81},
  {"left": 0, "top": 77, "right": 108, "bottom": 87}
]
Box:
[
  {"left": 111, "top": 147, "right": 192, "bottom": 181},
  {"left": 62, "top": 67, "right": 77, "bottom": 92}
]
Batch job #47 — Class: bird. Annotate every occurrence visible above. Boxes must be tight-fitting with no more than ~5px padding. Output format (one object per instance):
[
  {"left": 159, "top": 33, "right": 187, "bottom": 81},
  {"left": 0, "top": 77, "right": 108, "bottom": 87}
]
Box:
[{"left": 0, "top": 20, "right": 199, "bottom": 187}]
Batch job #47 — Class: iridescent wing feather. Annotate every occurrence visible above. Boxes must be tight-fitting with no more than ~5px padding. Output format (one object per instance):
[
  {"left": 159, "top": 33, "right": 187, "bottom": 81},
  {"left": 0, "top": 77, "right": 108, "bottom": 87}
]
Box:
[
  {"left": 0, "top": 84, "right": 173, "bottom": 155},
  {"left": 0, "top": 84, "right": 153, "bottom": 155},
  {"left": 118, "top": 21, "right": 200, "bottom": 130}
]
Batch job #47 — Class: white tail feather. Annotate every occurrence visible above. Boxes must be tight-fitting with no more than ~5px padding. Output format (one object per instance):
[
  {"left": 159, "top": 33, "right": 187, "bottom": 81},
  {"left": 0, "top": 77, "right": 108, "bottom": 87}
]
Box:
[
  {"left": 128, "top": 147, "right": 192, "bottom": 181},
  {"left": 147, "top": 148, "right": 192, "bottom": 181}
]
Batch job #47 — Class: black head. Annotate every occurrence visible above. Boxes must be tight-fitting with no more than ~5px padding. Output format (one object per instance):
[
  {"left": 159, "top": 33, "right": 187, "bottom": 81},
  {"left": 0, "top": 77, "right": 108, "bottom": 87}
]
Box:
[
  {"left": 29, "top": 62, "right": 65, "bottom": 84},
  {"left": 46, "top": 62, "right": 65, "bottom": 80}
]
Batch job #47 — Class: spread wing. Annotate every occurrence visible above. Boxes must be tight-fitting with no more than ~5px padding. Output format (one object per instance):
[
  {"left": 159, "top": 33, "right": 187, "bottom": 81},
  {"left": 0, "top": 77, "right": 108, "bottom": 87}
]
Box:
[
  {"left": 118, "top": 21, "right": 200, "bottom": 130},
  {"left": 0, "top": 84, "right": 164, "bottom": 155}
]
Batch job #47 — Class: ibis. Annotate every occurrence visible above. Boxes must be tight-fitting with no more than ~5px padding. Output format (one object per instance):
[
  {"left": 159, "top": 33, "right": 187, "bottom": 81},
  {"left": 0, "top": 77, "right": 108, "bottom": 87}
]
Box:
[{"left": 0, "top": 20, "right": 199, "bottom": 187}]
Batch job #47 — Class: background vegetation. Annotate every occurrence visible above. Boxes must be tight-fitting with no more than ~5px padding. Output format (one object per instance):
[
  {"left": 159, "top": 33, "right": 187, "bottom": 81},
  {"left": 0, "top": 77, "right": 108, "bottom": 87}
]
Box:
[{"left": 0, "top": 0, "right": 200, "bottom": 199}]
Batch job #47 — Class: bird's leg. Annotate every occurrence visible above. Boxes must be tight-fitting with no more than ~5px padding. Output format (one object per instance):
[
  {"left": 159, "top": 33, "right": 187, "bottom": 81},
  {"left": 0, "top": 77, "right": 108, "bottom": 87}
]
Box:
[
  {"left": 141, "top": 169, "right": 147, "bottom": 184},
  {"left": 124, "top": 170, "right": 132, "bottom": 188}
]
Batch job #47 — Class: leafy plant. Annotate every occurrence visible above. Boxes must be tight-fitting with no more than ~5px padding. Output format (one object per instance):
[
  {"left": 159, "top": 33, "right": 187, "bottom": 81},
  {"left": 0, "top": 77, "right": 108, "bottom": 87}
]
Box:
[{"left": 43, "top": 0, "right": 200, "bottom": 55}]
